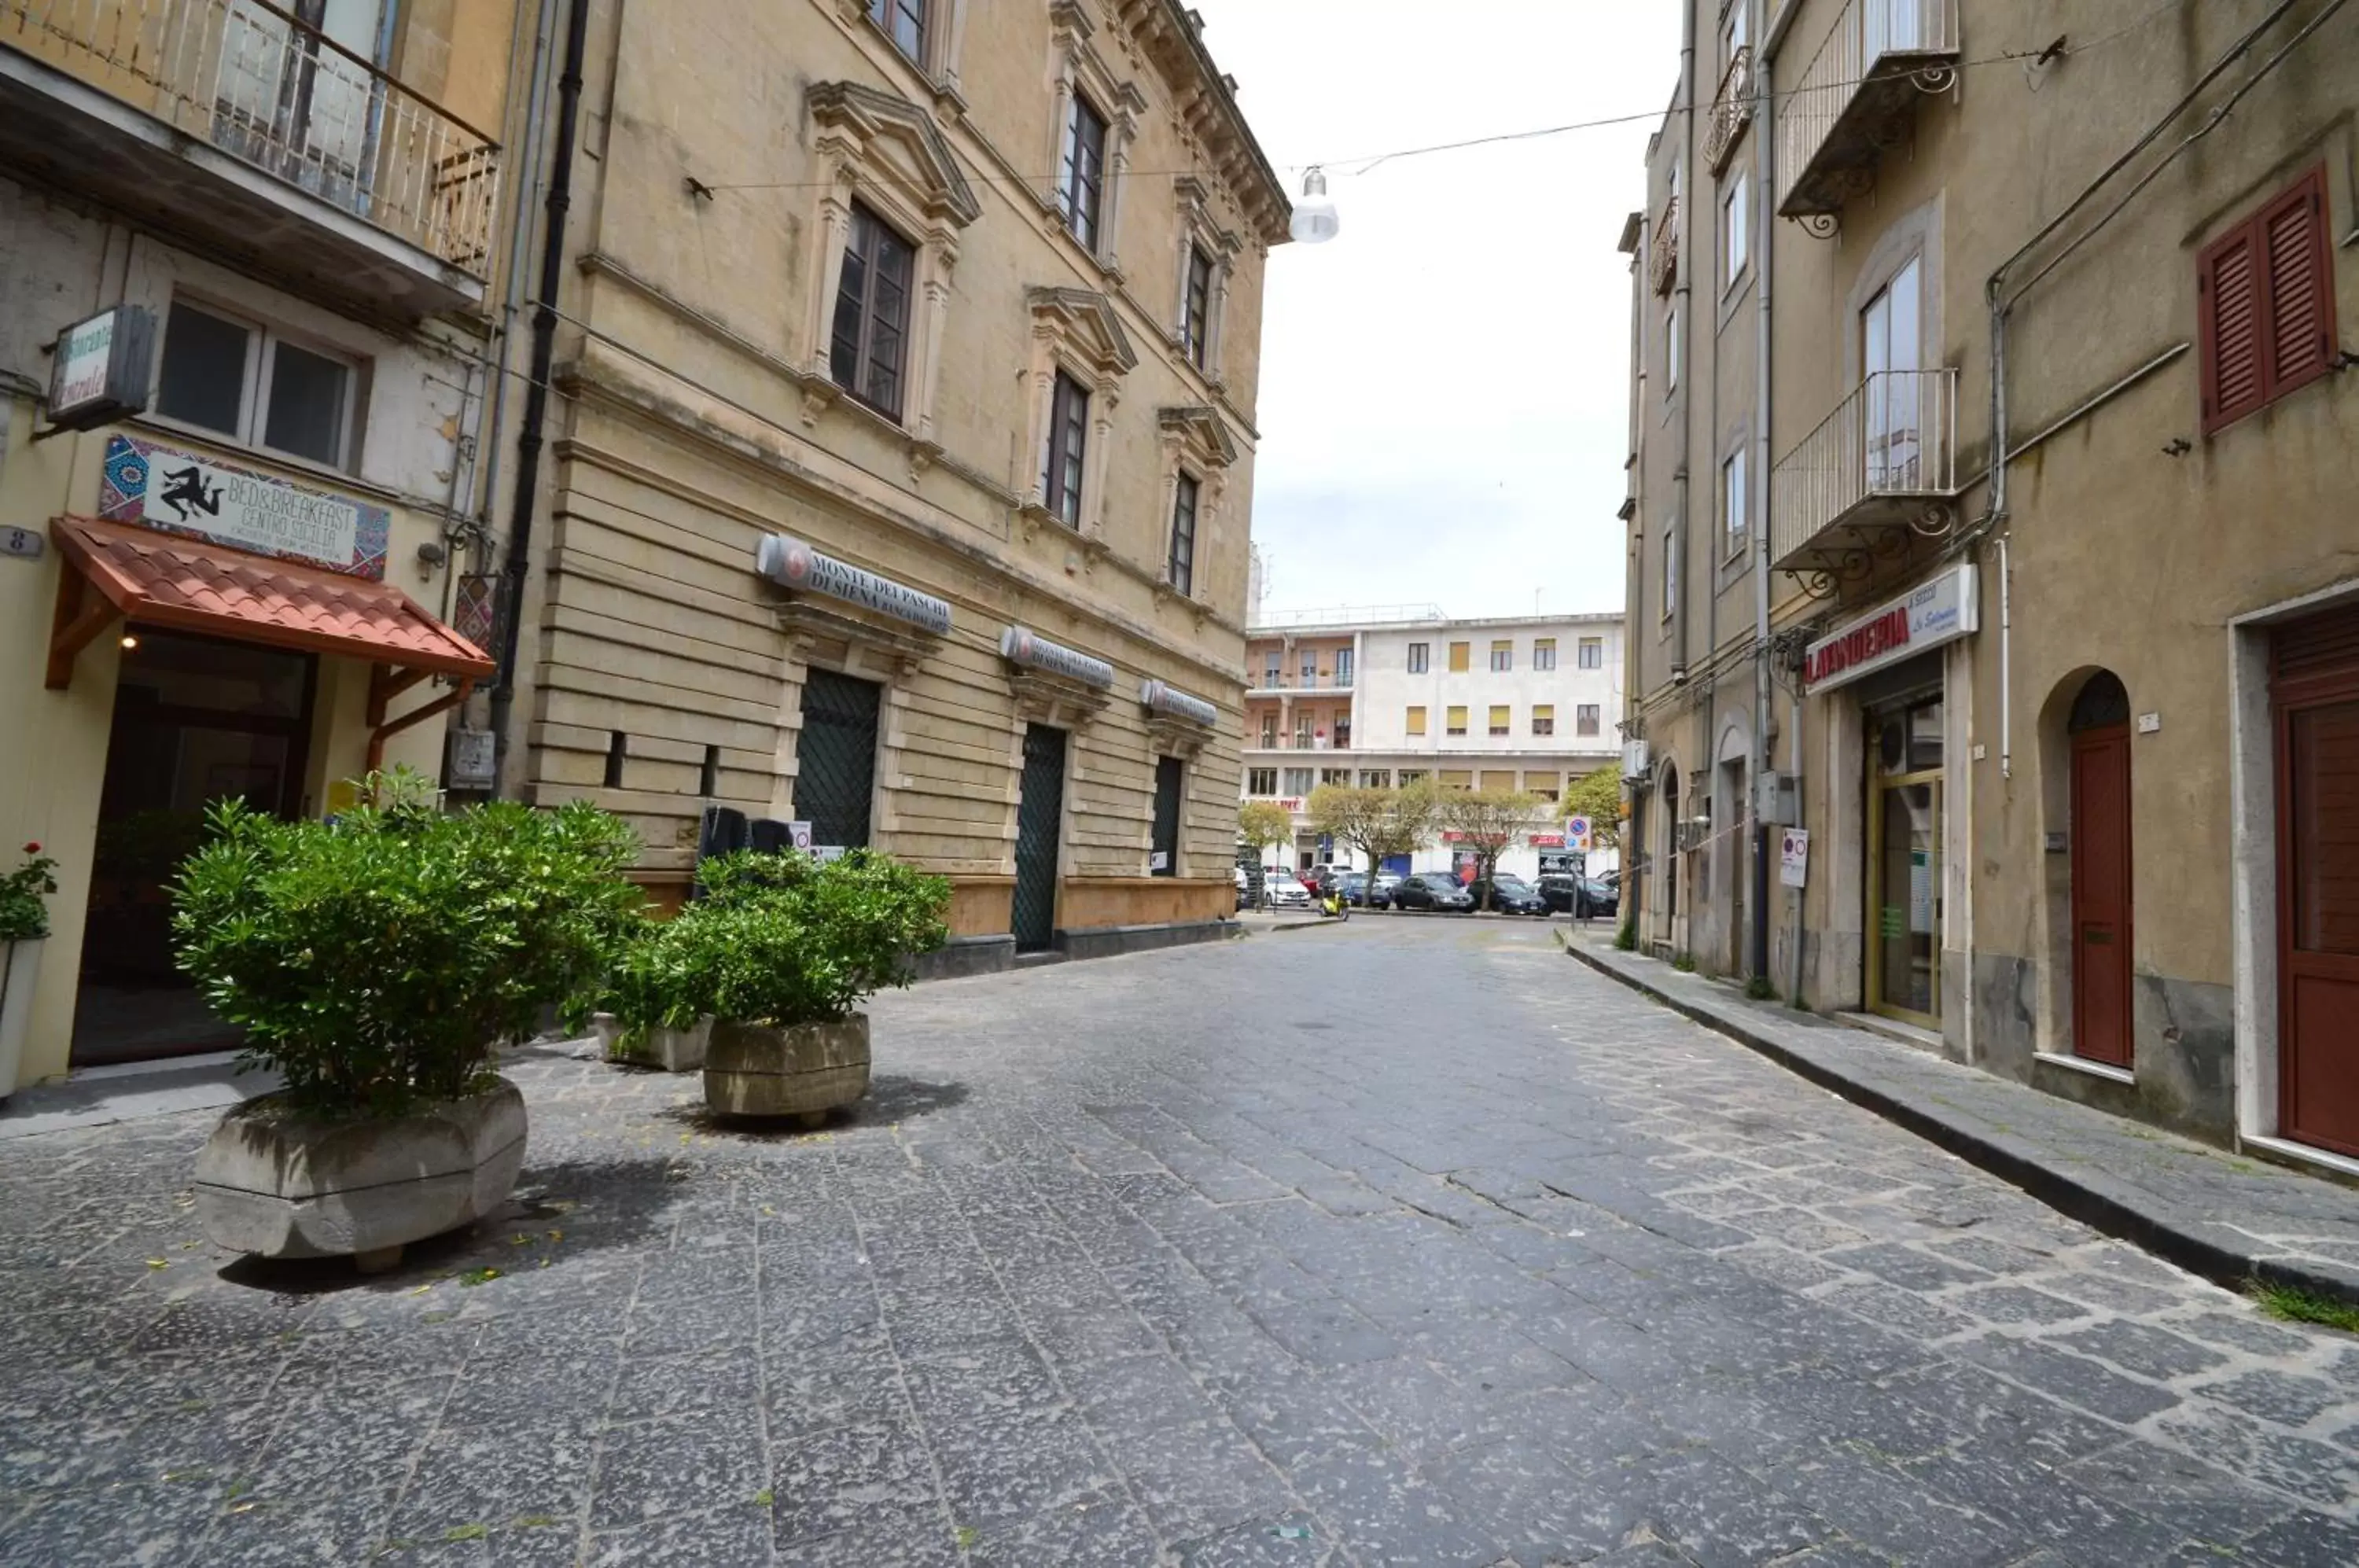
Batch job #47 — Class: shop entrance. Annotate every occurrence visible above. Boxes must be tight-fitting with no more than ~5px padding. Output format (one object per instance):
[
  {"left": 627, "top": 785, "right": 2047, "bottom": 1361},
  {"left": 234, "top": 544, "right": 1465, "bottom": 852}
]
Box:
[
  {"left": 1012, "top": 723, "right": 1066, "bottom": 953},
  {"left": 1867, "top": 694, "right": 1943, "bottom": 1026},
  {"left": 72, "top": 626, "right": 318, "bottom": 1067},
  {"left": 2273, "top": 605, "right": 2359, "bottom": 1157}
]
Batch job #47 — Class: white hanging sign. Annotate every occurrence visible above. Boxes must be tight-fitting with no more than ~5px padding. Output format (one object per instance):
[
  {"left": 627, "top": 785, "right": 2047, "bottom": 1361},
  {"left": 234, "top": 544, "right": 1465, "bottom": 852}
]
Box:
[
  {"left": 1141, "top": 679, "right": 1218, "bottom": 727},
  {"left": 756, "top": 532, "right": 952, "bottom": 635},
  {"left": 1000, "top": 625, "right": 1114, "bottom": 687}
]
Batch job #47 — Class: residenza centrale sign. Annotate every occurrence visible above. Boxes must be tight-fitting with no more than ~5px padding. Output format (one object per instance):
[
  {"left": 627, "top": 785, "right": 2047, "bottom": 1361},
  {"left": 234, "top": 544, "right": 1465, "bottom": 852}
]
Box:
[
  {"left": 98, "top": 435, "right": 390, "bottom": 580},
  {"left": 1803, "top": 565, "right": 1979, "bottom": 694}
]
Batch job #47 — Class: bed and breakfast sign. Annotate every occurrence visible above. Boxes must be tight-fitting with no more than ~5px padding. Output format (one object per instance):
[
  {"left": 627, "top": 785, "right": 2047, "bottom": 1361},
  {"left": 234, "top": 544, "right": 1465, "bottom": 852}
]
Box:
[{"left": 98, "top": 434, "right": 391, "bottom": 580}]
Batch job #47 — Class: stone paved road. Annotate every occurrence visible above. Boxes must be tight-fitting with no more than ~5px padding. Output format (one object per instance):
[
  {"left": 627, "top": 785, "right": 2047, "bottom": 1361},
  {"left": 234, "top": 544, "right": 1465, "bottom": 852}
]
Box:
[{"left": 4, "top": 918, "right": 2358, "bottom": 1567}]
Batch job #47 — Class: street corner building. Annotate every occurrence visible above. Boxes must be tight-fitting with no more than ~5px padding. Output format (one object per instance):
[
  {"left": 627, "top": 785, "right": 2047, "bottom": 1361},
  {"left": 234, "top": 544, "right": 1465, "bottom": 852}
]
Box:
[
  {"left": 1616, "top": 0, "right": 2359, "bottom": 1169},
  {"left": 0, "top": 0, "right": 521, "bottom": 1088},
  {"left": 480, "top": 1, "right": 1289, "bottom": 976}
]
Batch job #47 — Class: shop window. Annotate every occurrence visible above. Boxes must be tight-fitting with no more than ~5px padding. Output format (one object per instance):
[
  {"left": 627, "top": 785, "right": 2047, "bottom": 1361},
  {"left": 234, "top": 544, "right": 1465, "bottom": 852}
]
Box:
[
  {"left": 1488, "top": 705, "right": 1511, "bottom": 736},
  {"left": 1398, "top": 768, "right": 1428, "bottom": 787},
  {"left": 1446, "top": 705, "right": 1468, "bottom": 736},
  {"left": 156, "top": 299, "right": 358, "bottom": 469},
  {"left": 1406, "top": 705, "right": 1427, "bottom": 736},
  {"left": 1247, "top": 767, "right": 1277, "bottom": 795},
  {"left": 1533, "top": 705, "right": 1555, "bottom": 736},
  {"left": 1407, "top": 642, "right": 1430, "bottom": 673},
  {"left": 1360, "top": 769, "right": 1391, "bottom": 788},
  {"left": 2200, "top": 164, "right": 2336, "bottom": 435}
]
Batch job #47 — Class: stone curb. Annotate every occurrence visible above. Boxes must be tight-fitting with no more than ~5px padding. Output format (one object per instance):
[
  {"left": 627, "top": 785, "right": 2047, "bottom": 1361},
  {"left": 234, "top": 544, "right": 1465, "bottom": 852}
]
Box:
[{"left": 1561, "top": 935, "right": 2359, "bottom": 1310}]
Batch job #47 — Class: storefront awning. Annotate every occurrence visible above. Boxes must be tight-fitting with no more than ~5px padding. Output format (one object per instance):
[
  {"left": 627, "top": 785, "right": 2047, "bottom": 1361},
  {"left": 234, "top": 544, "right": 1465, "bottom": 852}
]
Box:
[{"left": 44, "top": 516, "right": 495, "bottom": 765}]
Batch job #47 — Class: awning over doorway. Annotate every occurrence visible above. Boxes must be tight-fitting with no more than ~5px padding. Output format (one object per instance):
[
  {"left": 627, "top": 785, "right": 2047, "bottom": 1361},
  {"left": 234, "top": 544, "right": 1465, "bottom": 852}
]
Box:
[{"left": 43, "top": 516, "right": 493, "bottom": 765}]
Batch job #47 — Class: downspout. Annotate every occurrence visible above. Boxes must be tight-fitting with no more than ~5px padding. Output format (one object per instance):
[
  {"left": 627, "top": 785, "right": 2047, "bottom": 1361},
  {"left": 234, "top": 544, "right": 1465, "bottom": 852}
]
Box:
[
  {"left": 1669, "top": 0, "right": 1695, "bottom": 686},
  {"left": 1747, "top": 13, "right": 1774, "bottom": 984},
  {"left": 488, "top": 0, "right": 595, "bottom": 797}
]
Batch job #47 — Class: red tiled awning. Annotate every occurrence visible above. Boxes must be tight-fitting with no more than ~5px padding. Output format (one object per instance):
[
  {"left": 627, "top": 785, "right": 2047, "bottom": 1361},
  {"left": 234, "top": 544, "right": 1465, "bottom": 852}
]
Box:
[{"left": 45, "top": 515, "right": 493, "bottom": 690}]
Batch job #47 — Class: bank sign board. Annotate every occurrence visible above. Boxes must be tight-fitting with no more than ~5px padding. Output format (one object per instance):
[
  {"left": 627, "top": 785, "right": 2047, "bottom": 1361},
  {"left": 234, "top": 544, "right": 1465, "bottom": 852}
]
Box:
[
  {"left": 98, "top": 435, "right": 390, "bottom": 579},
  {"left": 1001, "top": 625, "right": 1114, "bottom": 687},
  {"left": 1803, "top": 565, "right": 1978, "bottom": 694},
  {"left": 756, "top": 532, "right": 953, "bottom": 635}
]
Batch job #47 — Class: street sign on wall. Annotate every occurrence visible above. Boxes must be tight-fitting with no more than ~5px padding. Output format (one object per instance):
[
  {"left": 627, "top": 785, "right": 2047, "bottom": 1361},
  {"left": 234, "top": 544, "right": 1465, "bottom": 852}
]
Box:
[{"left": 1780, "top": 827, "right": 1809, "bottom": 888}]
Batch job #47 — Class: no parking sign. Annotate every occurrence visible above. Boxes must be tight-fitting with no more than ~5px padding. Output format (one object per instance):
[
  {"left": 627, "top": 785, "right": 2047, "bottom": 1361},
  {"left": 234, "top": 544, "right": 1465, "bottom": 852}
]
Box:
[{"left": 1566, "top": 815, "right": 1593, "bottom": 852}]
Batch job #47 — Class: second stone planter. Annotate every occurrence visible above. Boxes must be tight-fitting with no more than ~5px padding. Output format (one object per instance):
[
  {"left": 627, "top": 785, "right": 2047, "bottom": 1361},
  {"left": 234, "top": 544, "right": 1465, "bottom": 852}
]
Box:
[
  {"left": 703, "top": 1014, "right": 870, "bottom": 1122},
  {"left": 591, "top": 1012, "right": 714, "bottom": 1073}
]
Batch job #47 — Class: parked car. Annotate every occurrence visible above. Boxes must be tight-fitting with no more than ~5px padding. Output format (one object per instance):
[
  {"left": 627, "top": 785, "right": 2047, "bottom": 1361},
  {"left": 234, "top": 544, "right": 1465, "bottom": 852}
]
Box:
[
  {"left": 1231, "top": 865, "right": 1247, "bottom": 912},
  {"left": 1392, "top": 871, "right": 1474, "bottom": 913},
  {"left": 1367, "top": 871, "right": 1405, "bottom": 908},
  {"left": 1328, "top": 871, "right": 1371, "bottom": 906},
  {"left": 1538, "top": 874, "right": 1618, "bottom": 917},
  {"left": 1301, "top": 863, "right": 1345, "bottom": 896},
  {"left": 1262, "top": 867, "right": 1312, "bottom": 909},
  {"left": 1471, "top": 874, "right": 1548, "bottom": 915}
]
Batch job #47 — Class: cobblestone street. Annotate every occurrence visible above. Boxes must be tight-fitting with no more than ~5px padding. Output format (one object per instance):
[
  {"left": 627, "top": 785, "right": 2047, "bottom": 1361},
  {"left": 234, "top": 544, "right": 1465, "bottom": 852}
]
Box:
[{"left": 5, "top": 918, "right": 2358, "bottom": 1566}]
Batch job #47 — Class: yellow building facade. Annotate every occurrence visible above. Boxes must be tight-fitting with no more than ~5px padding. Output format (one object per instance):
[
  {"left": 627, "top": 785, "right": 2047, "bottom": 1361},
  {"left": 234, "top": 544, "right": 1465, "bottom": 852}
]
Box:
[{"left": 478, "top": 0, "right": 1287, "bottom": 971}]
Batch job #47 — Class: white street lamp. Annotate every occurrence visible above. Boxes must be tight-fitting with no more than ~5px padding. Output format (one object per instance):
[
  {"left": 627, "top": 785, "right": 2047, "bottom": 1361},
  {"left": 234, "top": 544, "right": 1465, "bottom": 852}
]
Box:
[{"left": 1290, "top": 167, "right": 1339, "bottom": 245}]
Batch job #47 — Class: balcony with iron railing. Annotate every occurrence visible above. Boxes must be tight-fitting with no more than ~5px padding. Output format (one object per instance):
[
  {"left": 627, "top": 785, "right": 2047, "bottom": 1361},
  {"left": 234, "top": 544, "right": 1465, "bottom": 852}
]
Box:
[
  {"left": 1245, "top": 674, "right": 1355, "bottom": 694},
  {"left": 0, "top": 0, "right": 502, "bottom": 315},
  {"left": 1704, "top": 45, "right": 1753, "bottom": 175},
  {"left": 1771, "top": 367, "right": 1960, "bottom": 588},
  {"left": 1647, "top": 193, "right": 1679, "bottom": 295},
  {"left": 1776, "top": 0, "right": 1958, "bottom": 222}
]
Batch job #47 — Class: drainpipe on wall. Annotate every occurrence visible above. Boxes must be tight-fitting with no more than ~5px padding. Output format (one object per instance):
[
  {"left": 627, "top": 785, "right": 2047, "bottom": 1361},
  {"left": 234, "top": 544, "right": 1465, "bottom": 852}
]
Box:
[
  {"left": 1747, "top": 6, "right": 1775, "bottom": 985},
  {"left": 488, "top": 0, "right": 595, "bottom": 799},
  {"left": 1669, "top": 0, "right": 1695, "bottom": 688}
]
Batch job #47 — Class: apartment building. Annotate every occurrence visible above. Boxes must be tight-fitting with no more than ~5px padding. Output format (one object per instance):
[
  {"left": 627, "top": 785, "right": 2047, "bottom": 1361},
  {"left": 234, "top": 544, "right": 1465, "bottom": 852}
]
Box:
[
  {"left": 1620, "top": 0, "right": 2359, "bottom": 1164},
  {"left": 1241, "top": 609, "right": 1625, "bottom": 880},
  {"left": 0, "top": 0, "right": 524, "bottom": 1088},
  {"left": 482, "top": 0, "right": 1288, "bottom": 971}
]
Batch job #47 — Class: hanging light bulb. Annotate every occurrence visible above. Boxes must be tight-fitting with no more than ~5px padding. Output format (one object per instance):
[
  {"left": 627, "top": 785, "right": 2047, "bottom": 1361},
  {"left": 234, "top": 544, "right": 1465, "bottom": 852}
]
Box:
[{"left": 1290, "top": 167, "right": 1338, "bottom": 245}]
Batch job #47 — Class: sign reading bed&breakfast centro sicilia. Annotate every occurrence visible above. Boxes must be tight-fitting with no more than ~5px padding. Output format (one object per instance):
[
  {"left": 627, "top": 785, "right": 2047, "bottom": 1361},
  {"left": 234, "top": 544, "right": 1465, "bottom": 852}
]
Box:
[{"left": 98, "top": 434, "right": 390, "bottom": 580}]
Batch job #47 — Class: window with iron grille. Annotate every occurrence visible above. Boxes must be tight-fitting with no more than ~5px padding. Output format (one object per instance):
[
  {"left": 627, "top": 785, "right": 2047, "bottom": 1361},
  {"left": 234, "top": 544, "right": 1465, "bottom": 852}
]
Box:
[
  {"left": 868, "top": 0, "right": 924, "bottom": 63},
  {"left": 1247, "top": 767, "right": 1276, "bottom": 795},
  {"left": 1577, "top": 704, "right": 1602, "bottom": 736},
  {"left": 793, "top": 669, "right": 881, "bottom": 850},
  {"left": 830, "top": 203, "right": 915, "bottom": 420},
  {"left": 1578, "top": 637, "right": 1603, "bottom": 669},
  {"left": 1406, "top": 642, "right": 1429, "bottom": 673},
  {"left": 1042, "top": 370, "right": 1088, "bottom": 525},
  {"left": 1167, "top": 473, "right": 1198, "bottom": 595},
  {"left": 1183, "top": 245, "right": 1214, "bottom": 369},
  {"left": 2199, "top": 164, "right": 2335, "bottom": 436},
  {"left": 1060, "top": 93, "right": 1109, "bottom": 249}
]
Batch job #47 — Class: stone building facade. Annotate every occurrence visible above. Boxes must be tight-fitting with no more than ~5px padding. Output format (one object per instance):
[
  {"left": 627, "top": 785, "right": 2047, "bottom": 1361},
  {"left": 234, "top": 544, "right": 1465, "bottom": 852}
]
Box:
[
  {"left": 477, "top": 0, "right": 1288, "bottom": 973},
  {"left": 0, "top": 0, "right": 524, "bottom": 1088},
  {"left": 1619, "top": 0, "right": 2359, "bottom": 1165}
]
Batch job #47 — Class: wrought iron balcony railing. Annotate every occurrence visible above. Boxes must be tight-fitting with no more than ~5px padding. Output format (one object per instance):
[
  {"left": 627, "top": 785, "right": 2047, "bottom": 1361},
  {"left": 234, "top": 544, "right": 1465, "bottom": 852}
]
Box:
[
  {"left": 1771, "top": 367, "right": 1960, "bottom": 575},
  {"left": 1777, "top": 0, "right": 1957, "bottom": 221},
  {"left": 1704, "top": 46, "right": 1753, "bottom": 175},
  {"left": 2, "top": 0, "right": 501, "bottom": 274},
  {"left": 1647, "top": 194, "right": 1679, "bottom": 295}
]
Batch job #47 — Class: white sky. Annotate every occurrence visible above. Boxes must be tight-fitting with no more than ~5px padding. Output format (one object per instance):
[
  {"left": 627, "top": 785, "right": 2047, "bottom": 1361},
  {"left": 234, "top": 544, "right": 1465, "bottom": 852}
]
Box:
[{"left": 1188, "top": 2, "right": 1683, "bottom": 621}]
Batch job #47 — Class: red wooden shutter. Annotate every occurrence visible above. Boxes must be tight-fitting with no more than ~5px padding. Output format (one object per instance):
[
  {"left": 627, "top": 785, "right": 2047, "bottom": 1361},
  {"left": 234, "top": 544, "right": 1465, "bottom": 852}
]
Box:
[
  {"left": 2261, "top": 166, "right": 2336, "bottom": 401},
  {"left": 2199, "top": 219, "right": 2265, "bottom": 434}
]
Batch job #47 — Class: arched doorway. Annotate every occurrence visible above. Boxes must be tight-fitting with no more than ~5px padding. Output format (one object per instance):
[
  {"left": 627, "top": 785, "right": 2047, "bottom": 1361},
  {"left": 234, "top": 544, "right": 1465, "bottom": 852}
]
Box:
[
  {"left": 2069, "top": 672, "right": 2133, "bottom": 1067},
  {"left": 1659, "top": 764, "right": 1681, "bottom": 931}
]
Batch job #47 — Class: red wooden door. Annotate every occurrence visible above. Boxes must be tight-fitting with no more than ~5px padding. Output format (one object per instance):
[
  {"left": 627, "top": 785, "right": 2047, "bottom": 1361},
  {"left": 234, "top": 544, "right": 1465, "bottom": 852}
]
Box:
[
  {"left": 2275, "top": 606, "right": 2359, "bottom": 1157},
  {"left": 2071, "top": 727, "right": 2134, "bottom": 1068}
]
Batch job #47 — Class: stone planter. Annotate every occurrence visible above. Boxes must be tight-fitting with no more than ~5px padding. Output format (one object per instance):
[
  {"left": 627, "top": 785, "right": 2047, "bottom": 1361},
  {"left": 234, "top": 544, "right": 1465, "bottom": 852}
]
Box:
[
  {"left": 704, "top": 1014, "right": 870, "bottom": 1121},
  {"left": 590, "top": 1011, "right": 714, "bottom": 1073},
  {"left": 193, "top": 1077, "right": 528, "bottom": 1270},
  {"left": 0, "top": 937, "right": 40, "bottom": 1108}
]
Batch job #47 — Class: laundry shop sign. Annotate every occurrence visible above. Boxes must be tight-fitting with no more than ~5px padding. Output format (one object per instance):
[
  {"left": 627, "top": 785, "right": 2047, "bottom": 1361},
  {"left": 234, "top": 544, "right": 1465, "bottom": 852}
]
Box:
[{"left": 1803, "top": 565, "right": 1978, "bottom": 694}]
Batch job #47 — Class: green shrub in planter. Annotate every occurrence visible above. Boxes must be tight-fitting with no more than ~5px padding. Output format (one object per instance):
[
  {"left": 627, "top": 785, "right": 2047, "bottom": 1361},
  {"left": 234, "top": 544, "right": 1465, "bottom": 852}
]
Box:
[
  {"left": 172, "top": 770, "right": 645, "bottom": 1117},
  {"left": 603, "top": 850, "right": 950, "bottom": 1037}
]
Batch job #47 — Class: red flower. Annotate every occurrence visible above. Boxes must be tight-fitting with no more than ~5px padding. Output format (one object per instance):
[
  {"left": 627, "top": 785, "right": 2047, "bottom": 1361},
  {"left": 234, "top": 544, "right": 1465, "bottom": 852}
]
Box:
[{"left": 20, "top": 842, "right": 37, "bottom": 855}]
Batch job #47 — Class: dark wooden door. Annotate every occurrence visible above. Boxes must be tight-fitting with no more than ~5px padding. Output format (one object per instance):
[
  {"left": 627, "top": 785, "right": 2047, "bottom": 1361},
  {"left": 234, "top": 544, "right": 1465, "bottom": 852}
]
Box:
[
  {"left": 1013, "top": 723, "right": 1066, "bottom": 952},
  {"left": 2070, "top": 725, "right": 2134, "bottom": 1067},
  {"left": 1149, "top": 756, "right": 1183, "bottom": 877},
  {"left": 2279, "top": 694, "right": 2359, "bottom": 1154}
]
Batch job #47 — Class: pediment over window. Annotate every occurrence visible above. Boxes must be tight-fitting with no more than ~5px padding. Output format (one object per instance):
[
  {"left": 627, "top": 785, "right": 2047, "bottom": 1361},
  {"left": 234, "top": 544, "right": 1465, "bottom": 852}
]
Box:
[
  {"left": 1157, "top": 405, "right": 1236, "bottom": 467},
  {"left": 808, "top": 80, "right": 981, "bottom": 227},
  {"left": 1027, "top": 286, "right": 1138, "bottom": 377}
]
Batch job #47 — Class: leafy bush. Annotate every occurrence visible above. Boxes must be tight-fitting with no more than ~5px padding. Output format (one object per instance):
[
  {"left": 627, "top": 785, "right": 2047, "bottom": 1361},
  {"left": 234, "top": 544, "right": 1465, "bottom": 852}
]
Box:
[
  {"left": 1671, "top": 951, "right": 1697, "bottom": 973},
  {"left": 172, "top": 771, "right": 644, "bottom": 1117},
  {"left": 602, "top": 849, "right": 950, "bottom": 1038},
  {"left": 1612, "top": 911, "right": 1637, "bottom": 951},
  {"left": 0, "top": 842, "right": 59, "bottom": 944}
]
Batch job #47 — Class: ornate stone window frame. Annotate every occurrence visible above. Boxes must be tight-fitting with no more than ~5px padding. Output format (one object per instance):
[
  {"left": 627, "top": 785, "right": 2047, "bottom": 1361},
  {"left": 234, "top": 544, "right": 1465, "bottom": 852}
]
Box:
[
  {"left": 1044, "top": 0, "right": 1147, "bottom": 276},
  {"left": 834, "top": 0, "right": 973, "bottom": 107},
  {"left": 1154, "top": 405, "right": 1235, "bottom": 617},
  {"left": 800, "top": 82, "right": 981, "bottom": 453},
  {"left": 1169, "top": 175, "right": 1241, "bottom": 387},
  {"left": 1021, "top": 286, "right": 1138, "bottom": 544}
]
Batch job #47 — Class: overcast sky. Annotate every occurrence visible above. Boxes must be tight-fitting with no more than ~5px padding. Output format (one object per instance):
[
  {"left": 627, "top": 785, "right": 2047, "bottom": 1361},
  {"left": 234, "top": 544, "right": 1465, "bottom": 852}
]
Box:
[{"left": 1188, "top": 2, "right": 1682, "bottom": 622}]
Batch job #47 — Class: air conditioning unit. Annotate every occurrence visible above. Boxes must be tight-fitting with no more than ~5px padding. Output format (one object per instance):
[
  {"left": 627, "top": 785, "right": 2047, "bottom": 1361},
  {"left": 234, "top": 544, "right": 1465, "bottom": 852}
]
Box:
[{"left": 1621, "top": 738, "right": 1650, "bottom": 782}]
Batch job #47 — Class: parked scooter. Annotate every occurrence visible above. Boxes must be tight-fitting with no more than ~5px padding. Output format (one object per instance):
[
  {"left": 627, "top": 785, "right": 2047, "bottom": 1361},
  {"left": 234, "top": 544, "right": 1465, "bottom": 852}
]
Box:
[{"left": 1319, "top": 885, "right": 1349, "bottom": 921}]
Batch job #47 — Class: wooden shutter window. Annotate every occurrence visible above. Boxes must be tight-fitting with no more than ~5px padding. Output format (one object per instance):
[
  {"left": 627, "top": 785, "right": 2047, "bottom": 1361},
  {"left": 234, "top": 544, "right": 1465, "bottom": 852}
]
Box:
[
  {"left": 2200, "top": 164, "right": 2338, "bottom": 436},
  {"left": 2262, "top": 167, "right": 2335, "bottom": 399}
]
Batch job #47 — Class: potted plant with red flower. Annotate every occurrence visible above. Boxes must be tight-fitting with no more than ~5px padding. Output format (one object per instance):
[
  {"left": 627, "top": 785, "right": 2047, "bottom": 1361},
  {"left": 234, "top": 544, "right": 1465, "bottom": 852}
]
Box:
[{"left": 0, "top": 841, "right": 60, "bottom": 1106}]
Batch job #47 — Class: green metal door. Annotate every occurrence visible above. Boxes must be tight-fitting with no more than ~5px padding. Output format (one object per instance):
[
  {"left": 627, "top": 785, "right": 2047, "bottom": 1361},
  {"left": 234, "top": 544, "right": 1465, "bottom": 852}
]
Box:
[
  {"left": 793, "top": 669, "right": 880, "bottom": 851},
  {"left": 1014, "top": 723, "right": 1066, "bottom": 951},
  {"left": 1150, "top": 756, "right": 1183, "bottom": 876}
]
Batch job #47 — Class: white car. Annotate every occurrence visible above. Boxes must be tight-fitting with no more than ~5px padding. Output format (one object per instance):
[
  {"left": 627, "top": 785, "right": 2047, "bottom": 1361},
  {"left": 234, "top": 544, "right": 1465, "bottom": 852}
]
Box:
[{"left": 1261, "top": 867, "right": 1312, "bottom": 908}]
